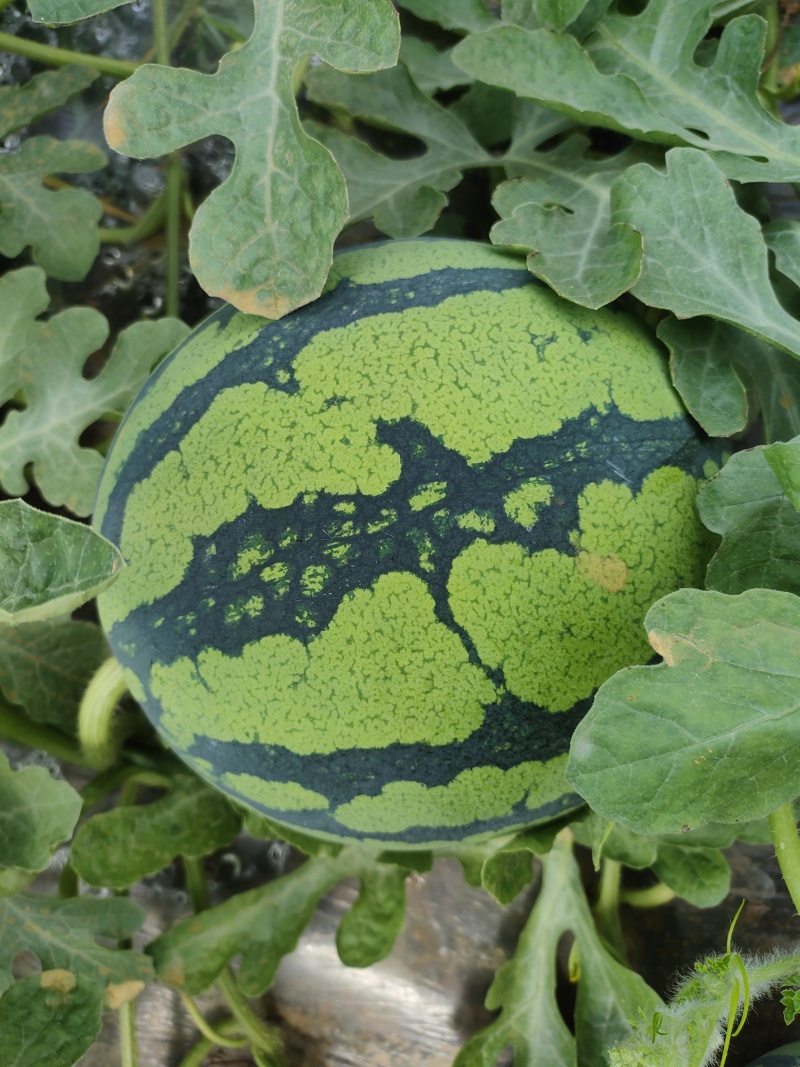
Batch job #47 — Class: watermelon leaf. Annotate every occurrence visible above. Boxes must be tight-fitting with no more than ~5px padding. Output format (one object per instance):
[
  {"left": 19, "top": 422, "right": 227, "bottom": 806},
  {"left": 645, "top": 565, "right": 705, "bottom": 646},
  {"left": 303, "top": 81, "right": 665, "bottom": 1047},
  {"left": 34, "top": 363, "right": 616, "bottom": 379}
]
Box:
[
  {"left": 612, "top": 149, "right": 800, "bottom": 360},
  {"left": 0, "top": 313, "right": 188, "bottom": 514},
  {"left": 103, "top": 0, "right": 399, "bottom": 317},
  {"left": 149, "top": 849, "right": 368, "bottom": 994},
  {"left": 304, "top": 62, "right": 491, "bottom": 237},
  {"left": 698, "top": 439, "right": 800, "bottom": 595},
  {"left": 28, "top": 0, "right": 129, "bottom": 20},
  {"left": 0, "top": 66, "right": 97, "bottom": 133},
  {"left": 0, "top": 972, "right": 103, "bottom": 1067},
  {"left": 567, "top": 588, "right": 800, "bottom": 834},
  {"left": 71, "top": 774, "right": 243, "bottom": 890},
  {"left": 454, "top": 0, "right": 800, "bottom": 182},
  {"left": 651, "top": 844, "right": 730, "bottom": 908},
  {"left": 454, "top": 832, "right": 661, "bottom": 1067},
  {"left": 0, "top": 752, "right": 81, "bottom": 897},
  {"left": 0, "top": 502, "right": 124, "bottom": 625},
  {"left": 0, "top": 68, "right": 106, "bottom": 282},
  {"left": 0, "top": 620, "right": 108, "bottom": 735},
  {"left": 0, "top": 894, "right": 152, "bottom": 999},
  {"left": 399, "top": 37, "right": 474, "bottom": 94},
  {"left": 394, "top": 0, "right": 496, "bottom": 34},
  {"left": 335, "top": 862, "right": 408, "bottom": 967},
  {"left": 0, "top": 268, "right": 50, "bottom": 411},
  {"left": 660, "top": 316, "right": 800, "bottom": 444},
  {"left": 490, "top": 135, "right": 652, "bottom": 307}
]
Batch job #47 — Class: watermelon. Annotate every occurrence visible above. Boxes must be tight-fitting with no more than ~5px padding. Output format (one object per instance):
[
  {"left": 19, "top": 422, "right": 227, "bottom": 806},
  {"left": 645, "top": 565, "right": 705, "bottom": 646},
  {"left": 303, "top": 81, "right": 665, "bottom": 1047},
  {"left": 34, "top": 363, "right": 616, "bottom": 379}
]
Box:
[{"left": 94, "top": 238, "right": 720, "bottom": 849}]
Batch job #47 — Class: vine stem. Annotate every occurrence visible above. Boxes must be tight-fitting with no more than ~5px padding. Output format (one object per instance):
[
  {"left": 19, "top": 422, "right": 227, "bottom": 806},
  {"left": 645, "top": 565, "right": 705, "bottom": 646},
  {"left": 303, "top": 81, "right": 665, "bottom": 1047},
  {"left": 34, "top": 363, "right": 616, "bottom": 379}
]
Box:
[
  {"left": 78, "top": 657, "right": 127, "bottom": 769},
  {"left": 153, "top": 0, "right": 183, "bottom": 319},
  {"left": 768, "top": 803, "right": 800, "bottom": 916},
  {"left": 119, "top": 1000, "right": 138, "bottom": 1067},
  {"left": 182, "top": 855, "right": 286, "bottom": 1064},
  {"left": 0, "top": 703, "right": 92, "bottom": 767},
  {"left": 177, "top": 1017, "right": 250, "bottom": 1067},
  {"left": 593, "top": 857, "right": 626, "bottom": 962},
  {"left": 0, "top": 31, "right": 138, "bottom": 77}
]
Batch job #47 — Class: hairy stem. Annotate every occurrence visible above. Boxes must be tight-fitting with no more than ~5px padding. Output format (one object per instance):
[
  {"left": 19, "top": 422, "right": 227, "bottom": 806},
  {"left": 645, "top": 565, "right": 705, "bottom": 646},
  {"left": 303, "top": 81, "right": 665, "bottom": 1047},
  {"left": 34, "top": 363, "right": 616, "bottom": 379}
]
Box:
[
  {"left": 152, "top": 0, "right": 183, "bottom": 319},
  {"left": 768, "top": 803, "right": 800, "bottom": 917},
  {"left": 0, "top": 31, "right": 138, "bottom": 77}
]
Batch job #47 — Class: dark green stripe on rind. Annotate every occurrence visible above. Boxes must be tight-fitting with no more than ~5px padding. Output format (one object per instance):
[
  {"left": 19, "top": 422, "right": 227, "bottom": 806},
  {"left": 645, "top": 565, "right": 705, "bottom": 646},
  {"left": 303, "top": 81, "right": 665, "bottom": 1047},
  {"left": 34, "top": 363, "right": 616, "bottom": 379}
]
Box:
[
  {"left": 98, "top": 263, "right": 532, "bottom": 549},
  {"left": 106, "top": 404, "right": 714, "bottom": 670}
]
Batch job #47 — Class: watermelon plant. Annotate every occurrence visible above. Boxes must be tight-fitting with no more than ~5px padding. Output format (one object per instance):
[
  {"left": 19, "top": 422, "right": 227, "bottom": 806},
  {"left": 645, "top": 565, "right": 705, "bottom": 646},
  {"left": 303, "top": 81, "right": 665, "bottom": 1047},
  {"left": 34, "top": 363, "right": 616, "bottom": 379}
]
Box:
[{"left": 2, "top": 1, "right": 800, "bottom": 1066}]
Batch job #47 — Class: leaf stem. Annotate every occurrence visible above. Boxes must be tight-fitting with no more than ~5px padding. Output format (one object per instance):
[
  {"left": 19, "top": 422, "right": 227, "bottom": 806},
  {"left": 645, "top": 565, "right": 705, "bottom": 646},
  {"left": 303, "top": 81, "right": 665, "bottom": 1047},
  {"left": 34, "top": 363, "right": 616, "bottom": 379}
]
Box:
[
  {"left": 78, "top": 657, "right": 127, "bottom": 770},
  {"left": 216, "top": 968, "right": 286, "bottom": 1065},
  {"left": 98, "top": 191, "right": 167, "bottom": 246},
  {"left": 768, "top": 803, "right": 800, "bottom": 916},
  {"left": 152, "top": 0, "right": 183, "bottom": 319},
  {"left": 177, "top": 1017, "right": 249, "bottom": 1067},
  {"left": 0, "top": 31, "right": 138, "bottom": 78},
  {"left": 182, "top": 855, "right": 286, "bottom": 1065},
  {"left": 0, "top": 703, "right": 92, "bottom": 767},
  {"left": 179, "top": 991, "right": 249, "bottom": 1049},
  {"left": 593, "top": 857, "right": 626, "bottom": 962},
  {"left": 620, "top": 882, "right": 677, "bottom": 908},
  {"left": 119, "top": 999, "right": 138, "bottom": 1067}
]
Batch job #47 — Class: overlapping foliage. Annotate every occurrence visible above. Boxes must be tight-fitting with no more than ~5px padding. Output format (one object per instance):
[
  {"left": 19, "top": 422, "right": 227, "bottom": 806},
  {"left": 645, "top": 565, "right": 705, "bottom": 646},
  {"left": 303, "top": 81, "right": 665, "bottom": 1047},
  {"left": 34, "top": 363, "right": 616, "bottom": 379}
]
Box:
[{"left": 2, "top": 1, "right": 800, "bottom": 1065}]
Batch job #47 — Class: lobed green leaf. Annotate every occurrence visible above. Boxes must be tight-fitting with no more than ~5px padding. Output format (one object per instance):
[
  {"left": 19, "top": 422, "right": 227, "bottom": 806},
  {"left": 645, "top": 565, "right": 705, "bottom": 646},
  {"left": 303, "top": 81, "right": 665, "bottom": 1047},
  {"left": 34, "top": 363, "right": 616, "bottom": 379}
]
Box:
[
  {"left": 697, "top": 438, "right": 800, "bottom": 595},
  {"left": 612, "top": 149, "right": 800, "bottom": 359},
  {"left": 0, "top": 502, "right": 123, "bottom": 625},
  {"left": 490, "top": 135, "right": 651, "bottom": 307},
  {"left": 0, "top": 894, "right": 152, "bottom": 998},
  {"left": 149, "top": 849, "right": 367, "bottom": 995},
  {"left": 0, "top": 620, "right": 107, "bottom": 735},
  {"left": 0, "top": 315, "right": 188, "bottom": 514},
  {"left": 0, "top": 268, "right": 49, "bottom": 411},
  {"left": 104, "top": 0, "right": 399, "bottom": 317},
  {"left": 0, "top": 66, "right": 97, "bottom": 137},
  {"left": 660, "top": 315, "right": 800, "bottom": 443},
  {"left": 29, "top": 0, "right": 130, "bottom": 21},
  {"left": 567, "top": 588, "right": 800, "bottom": 835},
  {"left": 335, "top": 863, "right": 407, "bottom": 968},
  {"left": 305, "top": 62, "right": 490, "bottom": 237},
  {"left": 0, "top": 752, "right": 81, "bottom": 896},
  {"left": 71, "top": 774, "right": 242, "bottom": 890},
  {"left": 0, "top": 972, "right": 103, "bottom": 1067},
  {"left": 455, "top": 832, "right": 661, "bottom": 1067}
]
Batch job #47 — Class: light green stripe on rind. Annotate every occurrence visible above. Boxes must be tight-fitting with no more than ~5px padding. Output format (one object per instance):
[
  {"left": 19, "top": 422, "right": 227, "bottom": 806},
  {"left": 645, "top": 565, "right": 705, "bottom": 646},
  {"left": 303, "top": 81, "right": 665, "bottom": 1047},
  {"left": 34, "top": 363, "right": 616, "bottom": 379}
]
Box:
[
  {"left": 92, "top": 311, "right": 266, "bottom": 528},
  {"left": 448, "top": 467, "right": 709, "bottom": 712},
  {"left": 324, "top": 238, "right": 526, "bottom": 288},
  {"left": 334, "top": 754, "right": 570, "bottom": 833},
  {"left": 102, "top": 286, "right": 683, "bottom": 631},
  {"left": 151, "top": 572, "right": 497, "bottom": 755},
  {"left": 221, "top": 772, "right": 329, "bottom": 812}
]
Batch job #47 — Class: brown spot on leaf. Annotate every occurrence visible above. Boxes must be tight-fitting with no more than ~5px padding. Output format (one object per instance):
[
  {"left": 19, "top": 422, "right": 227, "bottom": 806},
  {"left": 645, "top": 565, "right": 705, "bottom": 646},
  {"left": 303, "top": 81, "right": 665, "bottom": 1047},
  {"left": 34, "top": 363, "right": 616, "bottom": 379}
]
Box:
[
  {"left": 211, "top": 282, "right": 293, "bottom": 320},
  {"left": 40, "top": 969, "right": 76, "bottom": 994},
  {"left": 103, "top": 106, "right": 128, "bottom": 153},
  {"left": 575, "top": 551, "right": 628, "bottom": 593},
  {"left": 780, "top": 394, "right": 795, "bottom": 409},
  {"left": 104, "top": 980, "right": 145, "bottom": 1009},
  {"left": 648, "top": 629, "right": 675, "bottom": 665}
]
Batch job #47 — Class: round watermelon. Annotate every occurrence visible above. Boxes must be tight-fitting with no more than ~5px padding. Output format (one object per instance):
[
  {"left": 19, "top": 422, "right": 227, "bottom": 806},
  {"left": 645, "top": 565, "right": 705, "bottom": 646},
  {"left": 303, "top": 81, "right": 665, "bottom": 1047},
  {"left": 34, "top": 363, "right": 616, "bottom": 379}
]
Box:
[{"left": 94, "top": 238, "right": 720, "bottom": 849}]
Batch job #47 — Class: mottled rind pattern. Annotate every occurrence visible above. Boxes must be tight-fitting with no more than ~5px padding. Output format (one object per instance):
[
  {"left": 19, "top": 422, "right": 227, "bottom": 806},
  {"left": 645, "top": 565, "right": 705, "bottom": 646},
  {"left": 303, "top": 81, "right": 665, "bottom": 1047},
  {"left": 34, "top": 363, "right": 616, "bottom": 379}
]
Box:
[{"left": 95, "top": 238, "right": 721, "bottom": 848}]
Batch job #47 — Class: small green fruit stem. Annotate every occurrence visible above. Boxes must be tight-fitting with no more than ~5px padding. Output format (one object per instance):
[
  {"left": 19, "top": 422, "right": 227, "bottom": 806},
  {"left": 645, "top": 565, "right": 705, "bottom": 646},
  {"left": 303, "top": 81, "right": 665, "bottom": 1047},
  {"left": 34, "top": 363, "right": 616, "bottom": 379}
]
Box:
[
  {"left": 78, "top": 657, "right": 127, "bottom": 769},
  {"left": 98, "top": 191, "right": 167, "bottom": 247},
  {"left": 178, "top": 991, "right": 249, "bottom": 1049},
  {"left": 768, "top": 803, "right": 800, "bottom": 917},
  {"left": 0, "top": 31, "right": 138, "bottom": 77}
]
